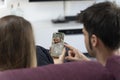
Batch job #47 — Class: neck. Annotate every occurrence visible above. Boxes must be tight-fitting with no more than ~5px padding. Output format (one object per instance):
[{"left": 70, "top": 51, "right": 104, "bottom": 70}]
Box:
[{"left": 95, "top": 48, "right": 120, "bottom": 66}]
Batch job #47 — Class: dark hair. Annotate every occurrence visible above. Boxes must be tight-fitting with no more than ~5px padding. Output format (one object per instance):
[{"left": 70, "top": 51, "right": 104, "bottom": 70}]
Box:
[
  {"left": 79, "top": 1, "right": 120, "bottom": 50},
  {"left": 0, "top": 15, "right": 36, "bottom": 70}
]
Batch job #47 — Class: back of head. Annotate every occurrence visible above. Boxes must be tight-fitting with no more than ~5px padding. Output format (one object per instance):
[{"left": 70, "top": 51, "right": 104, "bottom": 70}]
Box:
[
  {"left": 0, "top": 15, "right": 36, "bottom": 70},
  {"left": 79, "top": 1, "right": 120, "bottom": 50}
]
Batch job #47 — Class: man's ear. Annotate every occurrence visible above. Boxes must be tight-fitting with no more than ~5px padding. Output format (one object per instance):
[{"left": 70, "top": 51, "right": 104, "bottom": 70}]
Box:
[{"left": 91, "top": 34, "right": 98, "bottom": 47}]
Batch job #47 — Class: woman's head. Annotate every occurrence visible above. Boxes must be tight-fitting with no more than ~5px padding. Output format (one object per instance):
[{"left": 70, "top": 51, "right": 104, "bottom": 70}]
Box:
[{"left": 0, "top": 15, "right": 36, "bottom": 70}]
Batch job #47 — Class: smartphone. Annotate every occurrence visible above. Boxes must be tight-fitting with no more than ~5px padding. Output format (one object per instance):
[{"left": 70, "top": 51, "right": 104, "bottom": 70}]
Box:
[{"left": 50, "top": 32, "right": 64, "bottom": 57}]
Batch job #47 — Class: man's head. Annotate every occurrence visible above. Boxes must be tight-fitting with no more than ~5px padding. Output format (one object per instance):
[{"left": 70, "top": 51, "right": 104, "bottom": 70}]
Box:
[
  {"left": 79, "top": 2, "right": 120, "bottom": 56},
  {"left": 54, "top": 37, "right": 61, "bottom": 44}
]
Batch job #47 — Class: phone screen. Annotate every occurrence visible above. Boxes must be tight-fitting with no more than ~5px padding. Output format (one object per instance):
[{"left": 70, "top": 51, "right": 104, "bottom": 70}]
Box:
[{"left": 50, "top": 32, "right": 64, "bottom": 57}]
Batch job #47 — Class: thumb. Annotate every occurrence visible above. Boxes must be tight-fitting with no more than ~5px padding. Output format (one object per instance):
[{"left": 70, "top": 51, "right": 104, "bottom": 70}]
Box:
[{"left": 65, "top": 56, "right": 75, "bottom": 61}]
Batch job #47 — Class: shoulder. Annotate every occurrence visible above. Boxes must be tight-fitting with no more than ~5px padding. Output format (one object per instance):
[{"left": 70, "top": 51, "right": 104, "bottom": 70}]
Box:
[
  {"left": 36, "top": 45, "right": 54, "bottom": 66},
  {"left": 106, "top": 55, "right": 120, "bottom": 80}
]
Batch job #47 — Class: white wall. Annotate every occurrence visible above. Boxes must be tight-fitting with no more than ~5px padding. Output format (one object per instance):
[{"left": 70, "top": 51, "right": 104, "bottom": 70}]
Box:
[
  {"left": 1, "top": 0, "right": 119, "bottom": 53},
  {"left": 20, "top": 1, "right": 95, "bottom": 53}
]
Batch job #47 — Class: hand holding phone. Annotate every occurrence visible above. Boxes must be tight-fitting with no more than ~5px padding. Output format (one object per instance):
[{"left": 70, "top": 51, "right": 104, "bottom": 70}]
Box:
[{"left": 50, "top": 32, "right": 64, "bottom": 57}]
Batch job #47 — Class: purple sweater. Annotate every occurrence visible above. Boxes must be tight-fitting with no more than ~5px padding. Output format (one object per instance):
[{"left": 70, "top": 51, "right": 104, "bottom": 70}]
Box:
[
  {"left": 106, "top": 56, "right": 120, "bottom": 80},
  {"left": 0, "top": 56, "right": 119, "bottom": 80}
]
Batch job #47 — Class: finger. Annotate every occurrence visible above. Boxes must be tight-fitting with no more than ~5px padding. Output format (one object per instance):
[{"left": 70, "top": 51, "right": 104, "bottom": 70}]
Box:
[
  {"left": 68, "top": 51, "right": 72, "bottom": 56},
  {"left": 68, "top": 50, "right": 76, "bottom": 57},
  {"left": 65, "top": 56, "right": 76, "bottom": 61},
  {"left": 64, "top": 44, "right": 75, "bottom": 50}
]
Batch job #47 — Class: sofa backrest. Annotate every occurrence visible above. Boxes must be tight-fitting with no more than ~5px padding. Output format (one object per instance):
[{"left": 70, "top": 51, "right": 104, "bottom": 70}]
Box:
[{"left": 0, "top": 61, "right": 114, "bottom": 80}]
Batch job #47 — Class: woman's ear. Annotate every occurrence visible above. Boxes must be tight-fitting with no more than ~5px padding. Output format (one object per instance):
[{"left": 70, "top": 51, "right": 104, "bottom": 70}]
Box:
[{"left": 91, "top": 34, "right": 98, "bottom": 47}]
